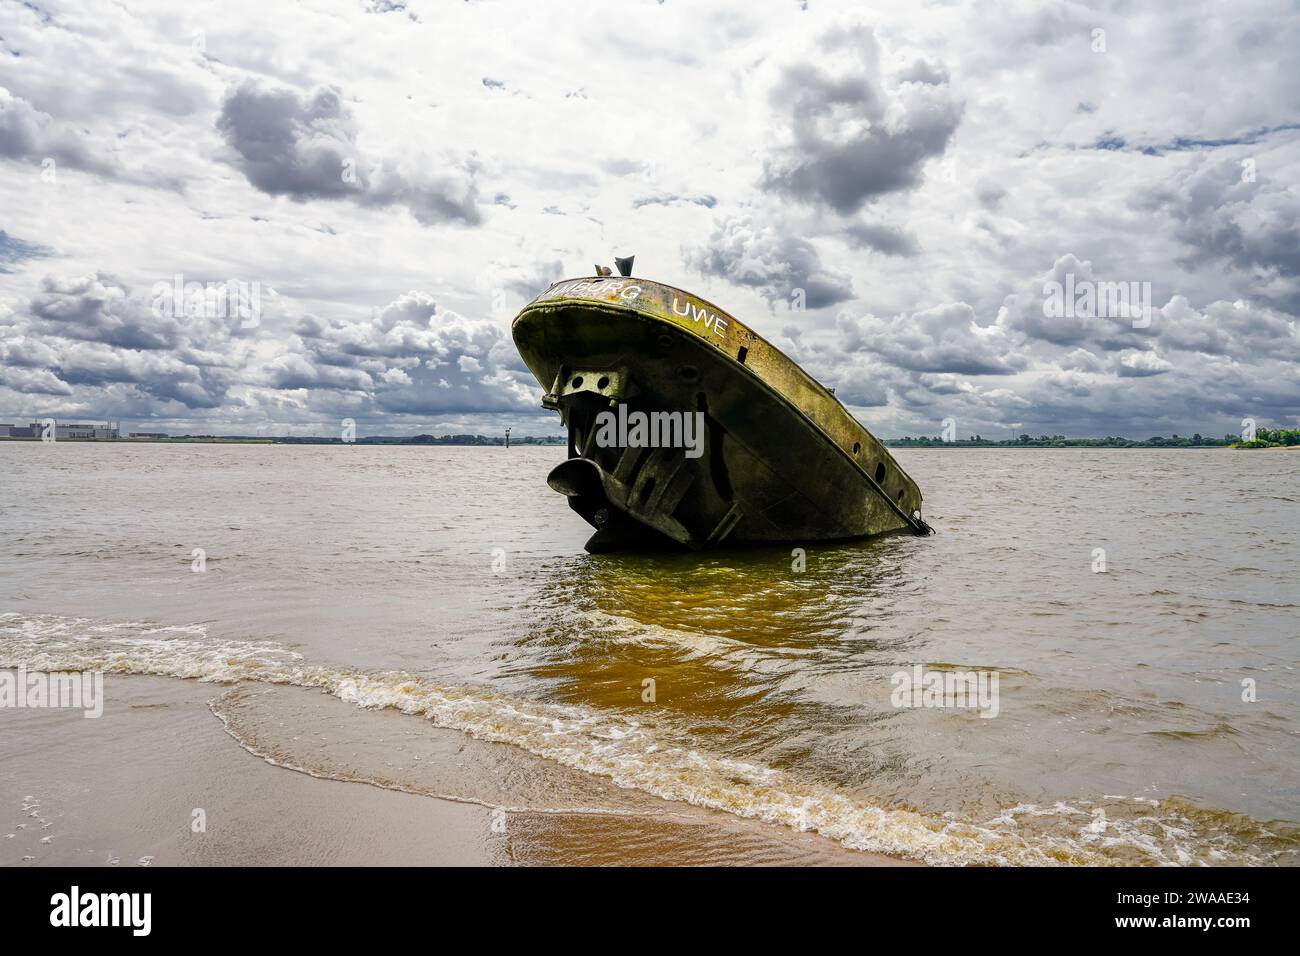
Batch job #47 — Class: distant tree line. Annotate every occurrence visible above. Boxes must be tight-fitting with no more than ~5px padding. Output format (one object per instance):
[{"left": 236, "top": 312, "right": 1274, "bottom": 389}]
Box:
[
  {"left": 1234, "top": 427, "right": 1300, "bottom": 449},
  {"left": 885, "top": 433, "right": 1250, "bottom": 448}
]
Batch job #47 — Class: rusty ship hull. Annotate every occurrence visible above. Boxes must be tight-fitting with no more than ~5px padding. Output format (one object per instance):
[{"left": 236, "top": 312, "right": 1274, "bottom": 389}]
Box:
[{"left": 512, "top": 275, "right": 929, "bottom": 553}]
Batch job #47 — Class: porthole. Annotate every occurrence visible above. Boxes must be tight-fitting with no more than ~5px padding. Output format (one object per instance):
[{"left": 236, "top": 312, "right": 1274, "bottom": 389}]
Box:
[{"left": 874, "top": 462, "right": 886, "bottom": 484}]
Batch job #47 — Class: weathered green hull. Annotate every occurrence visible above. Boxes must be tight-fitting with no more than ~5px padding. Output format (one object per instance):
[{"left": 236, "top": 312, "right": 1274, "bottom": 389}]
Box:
[{"left": 512, "top": 276, "right": 928, "bottom": 552}]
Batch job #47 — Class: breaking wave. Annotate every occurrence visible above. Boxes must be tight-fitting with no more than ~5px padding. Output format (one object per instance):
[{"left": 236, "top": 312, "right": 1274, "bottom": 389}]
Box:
[{"left": 2, "top": 612, "right": 1294, "bottom": 866}]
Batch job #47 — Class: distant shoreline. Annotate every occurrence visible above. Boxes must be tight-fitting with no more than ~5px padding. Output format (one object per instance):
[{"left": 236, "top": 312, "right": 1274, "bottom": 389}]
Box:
[
  {"left": 886, "top": 429, "right": 1300, "bottom": 450},
  {"left": 3, "top": 434, "right": 1294, "bottom": 449},
  {"left": 0, "top": 435, "right": 566, "bottom": 446}
]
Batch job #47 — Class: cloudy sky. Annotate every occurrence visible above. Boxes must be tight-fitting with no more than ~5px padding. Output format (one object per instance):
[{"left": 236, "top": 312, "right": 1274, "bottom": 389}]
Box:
[{"left": 1, "top": 0, "right": 1297, "bottom": 438}]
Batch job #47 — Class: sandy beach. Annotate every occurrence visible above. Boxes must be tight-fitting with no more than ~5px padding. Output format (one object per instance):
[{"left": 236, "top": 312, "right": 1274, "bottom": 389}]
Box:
[{"left": 1, "top": 674, "right": 902, "bottom": 867}]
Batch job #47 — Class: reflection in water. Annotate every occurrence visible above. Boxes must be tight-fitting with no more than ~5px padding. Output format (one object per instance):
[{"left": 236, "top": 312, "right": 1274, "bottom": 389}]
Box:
[{"left": 516, "top": 536, "right": 938, "bottom": 788}]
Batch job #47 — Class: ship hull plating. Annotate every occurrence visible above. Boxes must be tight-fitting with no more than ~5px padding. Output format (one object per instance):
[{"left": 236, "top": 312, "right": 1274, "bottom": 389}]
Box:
[{"left": 512, "top": 277, "right": 927, "bottom": 553}]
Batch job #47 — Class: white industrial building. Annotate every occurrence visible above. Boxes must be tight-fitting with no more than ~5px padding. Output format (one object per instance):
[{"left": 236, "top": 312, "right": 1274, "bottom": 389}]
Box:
[{"left": 2, "top": 420, "right": 122, "bottom": 440}]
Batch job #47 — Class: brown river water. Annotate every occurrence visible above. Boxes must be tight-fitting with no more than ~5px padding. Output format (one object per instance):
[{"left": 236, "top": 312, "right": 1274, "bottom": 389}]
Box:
[{"left": 1, "top": 442, "right": 1297, "bottom": 865}]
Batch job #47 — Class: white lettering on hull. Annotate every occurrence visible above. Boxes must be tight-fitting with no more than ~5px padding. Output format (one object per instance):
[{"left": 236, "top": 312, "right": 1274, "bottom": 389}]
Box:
[
  {"left": 671, "top": 297, "right": 728, "bottom": 338},
  {"left": 537, "top": 278, "right": 642, "bottom": 302},
  {"left": 530, "top": 281, "right": 729, "bottom": 340}
]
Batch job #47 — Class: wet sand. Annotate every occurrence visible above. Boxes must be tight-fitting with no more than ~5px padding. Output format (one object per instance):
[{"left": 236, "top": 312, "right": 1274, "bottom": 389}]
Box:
[{"left": 0, "top": 675, "right": 905, "bottom": 867}]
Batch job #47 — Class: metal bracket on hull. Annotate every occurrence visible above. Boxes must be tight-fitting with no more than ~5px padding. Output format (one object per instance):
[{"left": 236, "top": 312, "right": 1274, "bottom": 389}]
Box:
[
  {"left": 552, "top": 367, "right": 635, "bottom": 407},
  {"left": 704, "top": 502, "right": 744, "bottom": 546},
  {"left": 542, "top": 366, "right": 566, "bottom": 411}
]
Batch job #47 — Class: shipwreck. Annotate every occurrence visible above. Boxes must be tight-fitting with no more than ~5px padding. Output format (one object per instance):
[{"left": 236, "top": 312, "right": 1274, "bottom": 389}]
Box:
[{"left": 511, "top": 258, "right": 932, "bottom": 553}]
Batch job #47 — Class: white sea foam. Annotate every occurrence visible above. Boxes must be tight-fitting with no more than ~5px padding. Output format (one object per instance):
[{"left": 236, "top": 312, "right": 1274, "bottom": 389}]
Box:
[{"left": 0, "top": 612, "right": 1287, "bottom": 866}]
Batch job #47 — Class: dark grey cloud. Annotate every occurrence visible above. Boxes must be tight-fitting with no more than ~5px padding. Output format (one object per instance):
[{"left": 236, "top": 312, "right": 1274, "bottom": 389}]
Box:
[
  {"left": 365, "top": 154, "right": 484, "bottom": 226},
  {"left": 824, "top": 364, "right": 889, "bottom": 407},
  {"left": 843, "top": 222, "right": 920, "bottom": 257},
  {"left": 849, "top": 251, "right": 1300, "bottom": 437},
  {"left": 683, "top": 216, "right": 852, "bottom": 309},
  {"left": 996, "top": 254, "right": 1154, "bottom": 352},
  {"left": 29, "top": 273, "right": 181, "bottom": 351},
  {"left": 218, "top": 82, "right": 482, "bottom": 225},
  {"left": 286, "top": 290, "right": 538, "bottom": 412},
  {"left": 938, "top": 357, "right": 1300, "bottom": 440},
  {"left": 838, "top": 302, "right": 1025, "bottom": 375},
  {"left": 1138, "top": 151, "right": 1300, "bottom": 311},
  {"left": 0, "top": 87, "right": 117, "bottom": 177},
  {"left": 1, "top": 271, "right": 540, "bottom": 420},
  {"left": 1, "top": 273, "right": 238, "bottom": 409},
  {"left": 995, "top": 250, "right": 1300, "bottom": 375},
  {"left": 50, "top": 344, "right": 229, "bottom": 409},
  {"left": 759, "top": 25, "right": 962, "bottom": 214},
  {"left": 217, "top": 84, "right": 361, "bottom": 201}
]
